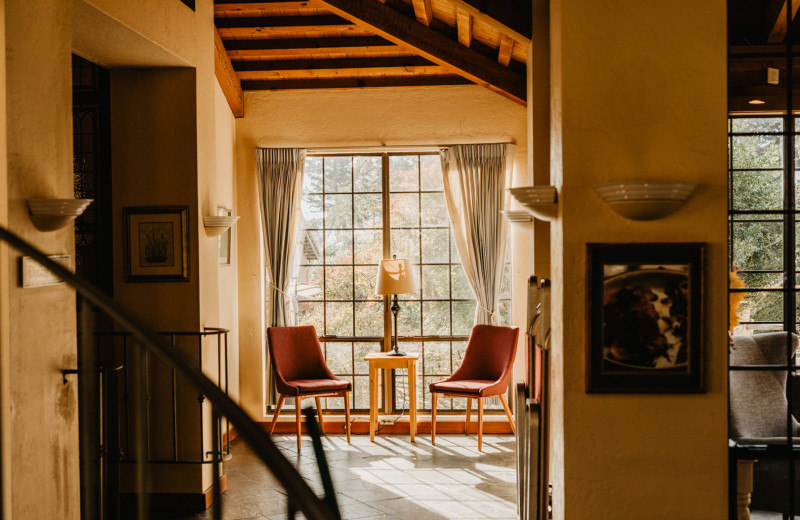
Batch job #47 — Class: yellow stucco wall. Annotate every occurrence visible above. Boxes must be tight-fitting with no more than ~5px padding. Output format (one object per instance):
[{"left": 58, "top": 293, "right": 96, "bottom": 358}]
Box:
[
  {"left": 548, "top": 0, "right": 728, "bottom": 518},
  {"left": 234, "top": 85, "right": 529, "bottom": 419}
]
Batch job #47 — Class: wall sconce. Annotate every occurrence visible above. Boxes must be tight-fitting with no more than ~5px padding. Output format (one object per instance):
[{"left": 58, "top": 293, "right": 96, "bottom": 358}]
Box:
[
  {"left": 203, "top": 215, "right": 240, "bottom": 236},
  {"left": 593, "top": 181, "right": 697, "bottom": 221},
  {"left": 501, "top": 210, "right": 533, "bottom": 223},
  {"left": 508, "top": 186, "right": 558, "bottom": 221},
  {"left": 26, "top": 198, "right": 93, "bottom": 231}
]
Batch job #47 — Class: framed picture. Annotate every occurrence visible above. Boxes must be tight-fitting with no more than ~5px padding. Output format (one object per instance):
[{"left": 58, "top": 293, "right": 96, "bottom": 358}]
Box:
[
  {"left": 586, "top": 243, "right": 704, "bottom": 393},
  {"left": 218, "top": 207, "right": 232, "bottom": 266},
  {"left": 124, "top": 206, "right": 189, "bottom": 282}
]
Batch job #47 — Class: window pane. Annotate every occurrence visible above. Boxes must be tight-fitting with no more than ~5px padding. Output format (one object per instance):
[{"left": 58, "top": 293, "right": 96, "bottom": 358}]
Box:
[
  {"left": 422, "top": 265, "right": 450, "bottom": 299},
  {"left": 353, "top": 194, "right": 382, "bottom": 228},
  {"left": 731, "top": 170, "right": 783, "bottom": 211},
  {"left": 390, "top": 155, "right": 419, "bottom": 191},
  {"left": 303, "top": 230, "right": 323, "bottom": 265},
  {"left": 324, "top": 194, "right": 352, "bottom": 228},
  {"left": 734, "top": 272, "right": 782, "bottom": 290},
  {"left": 390, "top": 193, "right": 419, "bottom": 227},
  {"left": 500, "top": 263, "right": 512, "bottom": 299},
  {"left": 325, "top": 342, "right": 352, "bottom": 374},
  {"left": 304, "top": 156, "right": 323, "bottom": 193},
  {"left": 297, "top": 301, "right": 324, "bottom": 333},
  {"left": 424, "top": 341, "right": 451, "bottom": 375},
  {"left": 353, "top": 156, "right": 381, "bottom": 192},
  {"left": 353, "top": 375, "right": 370, "bottom": 410},
  {"left": 354, "top": 230, "right": 382, "bottom": 265},
  {"left": 354, "top": 265, "right": 380, "bottom": 300},
  {"left": 452, "top": 341, "right": 467, "bottom": 367},
  {"left": 452, "top": 301, "right": 475, "bottom": 335},
  {"left": 390, "top": 228, "right": 420, "bottom": 265},
  {"left": 420, "top": 192, "right": 448, "bottom": 227},
  {"left": 737, "top": 291, "right": 784, "bottom": 324},
  {"left": 324, "top": 156, "right": 352, "bottom": 193},
  {"left": 731, "top": 118, "right": 782, "bottom": 133},
  {"left": 397, "top": 301, "right": 421, "bottom": 336},
  {"left": 354, "top": 342, "right": 379, "bottom": 375},
  {"left": 451, "top": 264, "right": 474, "bottom": 299},
  {"left": 324, "top": 230, "right": 353, "bottom": 264},
  {"left": 422, "top": 301, "right": 450, "bottom": 335},
  {"left": 302, "top": 193, "right": 323, "bottom": 228},
  {"left": 326, "top": 302, "right": 354, "bottom": 336},
  {"left": 731, "top": 221, "right": 783, "bottom": 271},
  {"left": 420, "top": 155, "right": 443, "bottom": 191},
  {"left": 355, "top": 302, "right": 383, "bottom": 336},
  {"left": 297, "top": 265, "right": 323, "bottom": 300},
  {"left": 421, "top": 228, "right": 449, "bottom": 263},
  {"left": 730, "top": 135, "right": 782, "bottom": 169},
  {"left": 325, "top": 266, "right": 353, "bottom": 300}
]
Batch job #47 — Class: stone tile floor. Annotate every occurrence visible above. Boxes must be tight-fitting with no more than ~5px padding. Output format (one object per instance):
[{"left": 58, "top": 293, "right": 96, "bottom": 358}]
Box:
[{"left": 183, "top": 433, "right": 518, "bottom": 520}]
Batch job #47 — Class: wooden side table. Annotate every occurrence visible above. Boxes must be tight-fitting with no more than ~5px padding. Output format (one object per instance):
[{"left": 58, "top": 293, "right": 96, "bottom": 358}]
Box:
[{"left": 364, "top": 352, "right": 419, "bottom": 442}]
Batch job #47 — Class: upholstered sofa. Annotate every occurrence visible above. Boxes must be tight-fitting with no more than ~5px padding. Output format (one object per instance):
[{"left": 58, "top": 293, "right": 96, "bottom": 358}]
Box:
[{"left": 729, "top": 332, "right": 800, "bottom": 516}]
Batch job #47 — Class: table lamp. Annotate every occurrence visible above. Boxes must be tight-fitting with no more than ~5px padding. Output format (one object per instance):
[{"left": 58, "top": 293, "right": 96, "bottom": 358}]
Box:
[{"left": 375, "top": 256, "right": 418, "bottom": 356}]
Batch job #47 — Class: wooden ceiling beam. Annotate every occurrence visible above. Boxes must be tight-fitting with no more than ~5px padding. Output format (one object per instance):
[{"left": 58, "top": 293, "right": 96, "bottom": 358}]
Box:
[
  {"left": 221, "top": 36, "right": 402, "bottom": 58},
  {"left": 214, "top": 14, "right": 353, "bottom": 31},
  {"left": 214, "top": 28, "right": 244, "bottom": 117},
  {"left": 448, "top": 0, "right": 530, "bottom": 46},
  {"left": 234, "top": 55, "right": 435, "bottom": 71},
  {"left": 411, "top": 0, "right": 433, "bottom": 26},
  {"left": 498, "top": 34, "right": 513, "bottom": 66},
  {"left": 456, "top": 7, "right": 472, "bottom": 47},
  {"left": 241, "top": 75, "right": 472, "bottom": 91},
  {"left": 768, "top": 0, "right": 800, "bottom": 43},
  {"left": 317, "top": 0, "right": 526, "bottom": 104},
  {"left": 214, "top": 1, "right": 324, "bottom": 11}
]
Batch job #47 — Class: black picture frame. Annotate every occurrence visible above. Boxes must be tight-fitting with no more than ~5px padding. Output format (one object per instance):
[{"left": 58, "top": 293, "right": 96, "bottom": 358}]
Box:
[
  {"left": 586, "top": 243, "right": 704, "bottom": 393},
  {"left": 124, "top": 206, "right": 189, "bottom": 282}
]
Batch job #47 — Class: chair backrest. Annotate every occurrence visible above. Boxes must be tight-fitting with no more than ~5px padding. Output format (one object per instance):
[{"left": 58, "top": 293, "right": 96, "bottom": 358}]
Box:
[
  {"left": 267, "top": 326, "right": 335, "bottom": 388},
  {"left": 451, "top": 324, "right": 520, "bottom": 384}
]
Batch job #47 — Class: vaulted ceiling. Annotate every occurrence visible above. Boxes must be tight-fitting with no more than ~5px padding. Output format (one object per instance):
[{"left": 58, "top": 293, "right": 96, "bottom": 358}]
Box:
[{"left": 213, "top": 0, "right": 531, "bottom": 117}]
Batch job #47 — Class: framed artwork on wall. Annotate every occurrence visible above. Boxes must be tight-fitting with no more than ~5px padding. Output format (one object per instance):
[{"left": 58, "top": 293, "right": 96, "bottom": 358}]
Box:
[
  {"left": 124, "top": 206, "right": 189, "bottom": 282},
  {"left": 218, "top": 207, "right": 232, "bottom": 266},
  {"left": 586, "top": 243, "right": 705, "bottom": 393}
]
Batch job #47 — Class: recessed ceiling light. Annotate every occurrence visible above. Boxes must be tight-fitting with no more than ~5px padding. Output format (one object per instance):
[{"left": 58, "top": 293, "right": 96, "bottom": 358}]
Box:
[{"left": 748, "top": 99, "right": 766, "bottom": 105}]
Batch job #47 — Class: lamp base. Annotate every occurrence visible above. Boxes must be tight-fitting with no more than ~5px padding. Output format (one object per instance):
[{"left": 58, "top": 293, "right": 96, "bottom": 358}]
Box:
[{"left": 387, "top": 347, "right": 406, "bottom": 356}]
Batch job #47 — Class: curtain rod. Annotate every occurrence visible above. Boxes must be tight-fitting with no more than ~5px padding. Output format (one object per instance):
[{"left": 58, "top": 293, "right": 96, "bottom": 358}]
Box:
[{"left": 305, "top": 143, "right": 514, "bottom": 155}]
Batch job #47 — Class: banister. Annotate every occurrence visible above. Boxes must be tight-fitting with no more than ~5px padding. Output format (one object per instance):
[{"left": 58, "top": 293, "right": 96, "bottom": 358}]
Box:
[{"left": 0, "top": 225, "right": 339, "bottom": 520}]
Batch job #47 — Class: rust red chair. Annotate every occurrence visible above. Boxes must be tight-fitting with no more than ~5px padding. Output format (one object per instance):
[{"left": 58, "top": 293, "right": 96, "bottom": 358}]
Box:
[
  {"left": 266, "top": 325, "right": 351, "bottom": 449},
  {"left": 429, "top": 324, "right": 520, "bottom": 451}
]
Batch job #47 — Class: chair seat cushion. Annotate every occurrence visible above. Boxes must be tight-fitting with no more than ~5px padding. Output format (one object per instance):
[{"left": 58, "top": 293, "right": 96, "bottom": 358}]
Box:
[
  {"left": 430, "top": 379, "right": 497, "bottom": 396},
  {"left": 285, "top": 378, "right": 351, "bottom": 395}
]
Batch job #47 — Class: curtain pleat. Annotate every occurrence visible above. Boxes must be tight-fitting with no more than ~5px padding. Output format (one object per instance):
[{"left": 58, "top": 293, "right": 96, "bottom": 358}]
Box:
[
  {"left": 255, "top": 147, "right": 306, "bottom": 406},
  {"left": 440, "top": 143, "right": 514, "bottom": 326}
]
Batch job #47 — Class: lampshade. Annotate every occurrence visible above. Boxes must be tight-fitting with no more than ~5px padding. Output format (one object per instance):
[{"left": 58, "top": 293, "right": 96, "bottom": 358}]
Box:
[{"left": 375, "top": 258, "right": 417, "bottom": 296}]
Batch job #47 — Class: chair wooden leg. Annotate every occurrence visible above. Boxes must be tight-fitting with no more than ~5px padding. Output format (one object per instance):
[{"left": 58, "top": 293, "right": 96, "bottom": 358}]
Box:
[
  {"left": 270, "top": 395, "right": 285, "bottom": 435},
  {"left": 344, "top": 391, "right": 351, "bottom": 443},
  {"left": 477, "top": 397, "right": 484, "bottom": 451},
  {"left": 431, "top": 393, "right": 438, "bottom": 445},
  {"left": 465, "top": 397, "right": 472, "bottom": 434},
  {"left": 499, "top": 393, "right": 515, "bottom": 433},
  {"left": 295, "top": 397, "right": 302, "bottom": 450},
  {"left": 315, "top": 397, "right": 325, "bottom": 434}
]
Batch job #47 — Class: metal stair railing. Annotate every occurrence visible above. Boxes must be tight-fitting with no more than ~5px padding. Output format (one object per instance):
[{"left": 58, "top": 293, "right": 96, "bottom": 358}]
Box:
[{"left": 0, "top": 225, "right": 340, "bottom": 520}]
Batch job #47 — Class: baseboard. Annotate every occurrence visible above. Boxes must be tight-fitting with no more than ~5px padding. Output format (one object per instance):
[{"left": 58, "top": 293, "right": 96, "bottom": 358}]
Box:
[
  {"left": 261, "top": 416, "right": 514, "bottom": 435},
  {"left": 120, "top": 474, "right": 227, "bottom": 514}
]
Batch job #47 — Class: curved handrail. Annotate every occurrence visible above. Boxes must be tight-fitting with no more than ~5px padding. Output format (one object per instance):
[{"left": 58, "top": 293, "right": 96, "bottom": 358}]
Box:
[{"left": 0, "top": 226, "right": 339, "bottom": 520}]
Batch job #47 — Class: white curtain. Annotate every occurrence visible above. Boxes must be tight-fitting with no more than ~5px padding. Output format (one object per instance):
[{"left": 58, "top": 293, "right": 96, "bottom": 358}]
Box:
[
  {"left": 440, "top": 143, "right": 514, "bottom": 325},
  {"left": 256, "top": 148, "right": 305, "bottom": 405}
]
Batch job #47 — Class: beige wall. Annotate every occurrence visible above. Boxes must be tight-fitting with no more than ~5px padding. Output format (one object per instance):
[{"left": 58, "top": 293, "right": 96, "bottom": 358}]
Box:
[
  {"left": 3, "top": 0, "right": 80, "bottom": 518},
  {"left": 235, "top": 85, "right": 528, "bottom": 419},
  {"left": 548, "top": 0, "right": 727, "bottom": 518}
]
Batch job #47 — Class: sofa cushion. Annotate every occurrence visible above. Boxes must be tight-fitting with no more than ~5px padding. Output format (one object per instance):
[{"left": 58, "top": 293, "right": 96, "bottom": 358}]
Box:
[{"left": 730, "top": 332, "right": 800, "bottom": 440}]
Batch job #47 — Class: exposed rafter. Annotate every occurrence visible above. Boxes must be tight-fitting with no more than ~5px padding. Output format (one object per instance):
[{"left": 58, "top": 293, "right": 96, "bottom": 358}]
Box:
[
  {"left": 222, "top": 36, "right": 402, "bottom": 58},
  {"left": 448, "top": 0, "right": 531, "bottom": 46},
  {"left": 456, "top": 7, "right": 472, "bottom": 47},
  {"left": 215, "top": 15, "right": 354, "bottom": 36},
  {"left": 411, "top": 0, "right": 433, "bottom": 26},
  {"left": 214, "top": 28, "right": 244, "bottom": 117},
  {"left": 498, "top": 34, "right": 513, "bottom": 66},
  {"left": 767, "top": 0, "right": 800, "bottom": 43},
  {"left": 241, "top": 75, "right": 472, "bottom": 91},
  {"left": 317, "top": 0, "right": 526, "bottom": 104},
  {"left": 214, "top": 0, "right": 325, "bottom": 11}
]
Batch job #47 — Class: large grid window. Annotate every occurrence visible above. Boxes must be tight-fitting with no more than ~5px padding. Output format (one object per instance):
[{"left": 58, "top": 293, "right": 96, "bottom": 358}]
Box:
[{"left": 295, "top": 153, "right": 509, "bottom": 413}]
